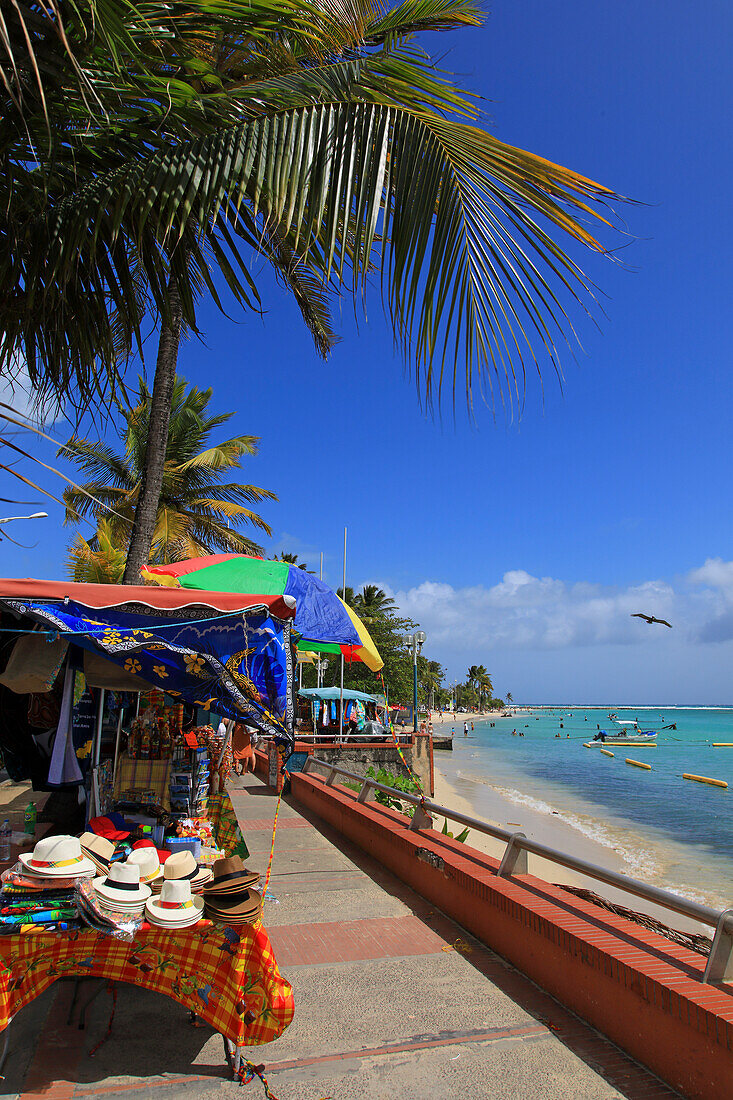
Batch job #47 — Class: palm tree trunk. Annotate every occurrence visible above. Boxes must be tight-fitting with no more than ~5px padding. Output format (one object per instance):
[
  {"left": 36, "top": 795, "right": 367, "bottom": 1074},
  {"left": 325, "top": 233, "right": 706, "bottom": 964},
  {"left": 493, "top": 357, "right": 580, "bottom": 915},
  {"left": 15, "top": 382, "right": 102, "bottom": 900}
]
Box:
[{"left": 122, "top": 282, "right": 182, "bottom": 584}]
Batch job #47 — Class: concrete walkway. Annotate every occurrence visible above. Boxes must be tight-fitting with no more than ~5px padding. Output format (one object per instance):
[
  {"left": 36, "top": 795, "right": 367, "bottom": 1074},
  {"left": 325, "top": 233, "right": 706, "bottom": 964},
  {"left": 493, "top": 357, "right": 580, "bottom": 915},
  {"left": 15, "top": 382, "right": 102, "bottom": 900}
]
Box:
[{"left": 1, "top": 773, "right": 683, "bottom": 1100}]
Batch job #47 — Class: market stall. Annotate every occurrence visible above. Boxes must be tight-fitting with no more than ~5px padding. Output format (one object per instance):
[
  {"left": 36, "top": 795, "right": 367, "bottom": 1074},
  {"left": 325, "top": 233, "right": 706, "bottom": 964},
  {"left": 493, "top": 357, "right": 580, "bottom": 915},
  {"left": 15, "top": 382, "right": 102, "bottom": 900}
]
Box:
[
  {"left": 298, "top": 687, "right": 387, "bottom": 741},
  {"left": 0, "top": 578, "right": 297, "bottom": 1078}
]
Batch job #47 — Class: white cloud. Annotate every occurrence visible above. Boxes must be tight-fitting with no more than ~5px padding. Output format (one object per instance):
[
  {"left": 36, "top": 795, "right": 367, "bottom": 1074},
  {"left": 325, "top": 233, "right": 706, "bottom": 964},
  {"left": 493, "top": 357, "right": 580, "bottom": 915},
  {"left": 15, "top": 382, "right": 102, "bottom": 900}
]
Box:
[
  {"left": 352, "top": 556, "right": 733, "bottom": 664},
  {"left": 377, "top": 571, "right": 679, "bottom": 653}
]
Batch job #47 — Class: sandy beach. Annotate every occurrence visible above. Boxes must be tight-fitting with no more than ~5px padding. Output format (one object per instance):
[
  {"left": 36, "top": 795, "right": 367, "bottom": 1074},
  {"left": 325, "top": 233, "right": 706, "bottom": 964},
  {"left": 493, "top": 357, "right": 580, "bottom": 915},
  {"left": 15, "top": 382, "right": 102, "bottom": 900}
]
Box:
[{"left": 431, "top": 763, "right": 711, "bottom": 936}]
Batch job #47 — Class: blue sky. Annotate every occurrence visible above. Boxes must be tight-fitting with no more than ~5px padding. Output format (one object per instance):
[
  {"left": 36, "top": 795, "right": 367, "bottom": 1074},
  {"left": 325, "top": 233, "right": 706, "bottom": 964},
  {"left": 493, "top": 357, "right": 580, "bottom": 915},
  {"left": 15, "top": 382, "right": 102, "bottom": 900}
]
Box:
[{"left": 3, "top": 1, "right": 733, "bottom": 702}]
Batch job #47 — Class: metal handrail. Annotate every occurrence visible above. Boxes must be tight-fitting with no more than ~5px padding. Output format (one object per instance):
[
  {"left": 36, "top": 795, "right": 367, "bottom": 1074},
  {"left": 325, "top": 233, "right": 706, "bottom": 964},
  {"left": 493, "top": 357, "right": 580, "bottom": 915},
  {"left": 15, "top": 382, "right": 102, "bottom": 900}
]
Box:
[{"left": 301, "top": 755, "right": 733, "bottom": 984}]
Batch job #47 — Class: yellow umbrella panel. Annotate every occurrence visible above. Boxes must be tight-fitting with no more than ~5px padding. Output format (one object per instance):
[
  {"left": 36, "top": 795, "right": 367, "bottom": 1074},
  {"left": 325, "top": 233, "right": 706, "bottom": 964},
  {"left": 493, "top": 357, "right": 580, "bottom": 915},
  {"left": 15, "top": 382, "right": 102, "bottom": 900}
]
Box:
[{"left": 295, "top": 598, "right": 383, "bottom": 672}]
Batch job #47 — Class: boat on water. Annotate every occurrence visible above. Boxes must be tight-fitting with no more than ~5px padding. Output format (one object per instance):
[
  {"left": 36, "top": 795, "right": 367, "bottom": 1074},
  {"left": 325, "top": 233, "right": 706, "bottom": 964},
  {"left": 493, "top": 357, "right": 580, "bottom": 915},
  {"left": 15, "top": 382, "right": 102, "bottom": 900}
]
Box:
[{"left": 591, "top": 715, "right": 658, "bottom": 745}]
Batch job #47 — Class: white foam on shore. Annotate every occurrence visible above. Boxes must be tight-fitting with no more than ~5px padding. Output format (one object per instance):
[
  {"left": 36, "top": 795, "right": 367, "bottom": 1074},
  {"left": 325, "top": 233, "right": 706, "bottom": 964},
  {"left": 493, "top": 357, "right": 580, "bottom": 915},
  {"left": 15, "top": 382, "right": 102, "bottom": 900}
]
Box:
[
  {"left": 449, "top": 765, "right": 732, "bottom": 909},
  {"left": 454, "top": 767, "right": 659, "bottom": 879}
]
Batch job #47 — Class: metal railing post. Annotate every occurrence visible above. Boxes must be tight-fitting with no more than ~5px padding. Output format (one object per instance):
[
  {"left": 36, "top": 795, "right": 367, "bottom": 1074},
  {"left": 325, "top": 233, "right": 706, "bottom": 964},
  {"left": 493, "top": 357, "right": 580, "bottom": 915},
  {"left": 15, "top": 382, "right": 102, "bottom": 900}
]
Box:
[
  {"left": 703, "top": 909, "right": 733, "bottom": 984},
  {"left": 409, "top": 804, "right": 433, "bottom": 831},
  {"left": 357, "top": 780, "right": 373, "bottom": 803},
  {"left": 497, "top": 832, "right": 528, "bottom": 877}
]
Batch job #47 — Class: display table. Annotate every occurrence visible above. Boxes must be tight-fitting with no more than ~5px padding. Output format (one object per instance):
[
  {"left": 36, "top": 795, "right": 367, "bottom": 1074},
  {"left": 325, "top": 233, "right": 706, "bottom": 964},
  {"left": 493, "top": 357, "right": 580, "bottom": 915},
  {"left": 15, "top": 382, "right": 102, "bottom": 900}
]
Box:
[{"left": 0, "top": 918, "right": 294, "bottom": 1051}]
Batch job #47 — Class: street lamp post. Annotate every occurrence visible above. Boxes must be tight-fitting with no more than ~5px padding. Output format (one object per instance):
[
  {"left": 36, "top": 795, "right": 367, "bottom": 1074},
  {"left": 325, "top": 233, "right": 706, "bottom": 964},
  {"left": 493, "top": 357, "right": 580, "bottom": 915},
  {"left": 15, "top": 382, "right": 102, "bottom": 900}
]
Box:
[{"left": 404, "top": 631, "right": 427, "bottom": 733}]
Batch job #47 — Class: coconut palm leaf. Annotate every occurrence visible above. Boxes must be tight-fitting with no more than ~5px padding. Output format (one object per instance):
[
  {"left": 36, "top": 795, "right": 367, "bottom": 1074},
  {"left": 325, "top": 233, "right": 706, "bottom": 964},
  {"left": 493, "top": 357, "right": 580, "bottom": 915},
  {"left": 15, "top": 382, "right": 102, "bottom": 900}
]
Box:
[{"left": 2, "top": 0, "right": 626, "bottom": 416}]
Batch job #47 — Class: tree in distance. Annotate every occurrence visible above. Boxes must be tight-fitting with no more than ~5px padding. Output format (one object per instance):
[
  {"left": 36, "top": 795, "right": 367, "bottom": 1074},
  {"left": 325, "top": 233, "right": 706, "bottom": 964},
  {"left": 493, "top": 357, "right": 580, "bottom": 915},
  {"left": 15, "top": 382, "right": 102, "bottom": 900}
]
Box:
[{"left": 60, "top": 376, "right": 275, "bottom": 566}]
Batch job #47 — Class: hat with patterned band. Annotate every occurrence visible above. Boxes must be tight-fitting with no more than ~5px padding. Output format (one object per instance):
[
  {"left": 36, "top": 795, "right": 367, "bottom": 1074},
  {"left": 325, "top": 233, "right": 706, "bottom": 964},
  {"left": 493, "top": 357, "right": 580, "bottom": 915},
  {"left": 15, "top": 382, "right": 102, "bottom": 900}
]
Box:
[
  {"left": 93, "top": 861, "right": 151, "bottom": 906},
  {"left": 20, "top": 835, "right": 96, "bottom": 878},
  {"left": 127, "top": 848, "right": 163, "bottom": 884},
  {"left": 202, "top": 855, "right": 260, "bottom": 896},
  {"left": 145, "top": 879, "right": 204, "bottom": 928},
  {"left": 79, "top": 832, "right": 116, "bottom": 876}
]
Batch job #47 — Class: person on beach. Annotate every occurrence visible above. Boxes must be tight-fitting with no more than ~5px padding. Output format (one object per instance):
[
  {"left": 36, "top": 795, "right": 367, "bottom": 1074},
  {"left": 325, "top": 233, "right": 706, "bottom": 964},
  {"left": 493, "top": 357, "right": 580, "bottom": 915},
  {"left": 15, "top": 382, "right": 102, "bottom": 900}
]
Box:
[
  {"left": 471, "top": 722, "right": 474, "bottom": 732},
  {"left": 463, "top": 721, "right": 469, "bottom": 737}
]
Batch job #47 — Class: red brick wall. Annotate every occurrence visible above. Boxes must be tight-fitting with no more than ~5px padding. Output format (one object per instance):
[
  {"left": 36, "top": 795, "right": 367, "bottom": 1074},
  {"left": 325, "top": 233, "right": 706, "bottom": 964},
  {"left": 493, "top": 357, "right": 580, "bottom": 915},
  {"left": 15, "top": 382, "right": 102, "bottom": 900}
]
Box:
[{"left": 291, "top": 771, "right": 733, "bottom": 1100}]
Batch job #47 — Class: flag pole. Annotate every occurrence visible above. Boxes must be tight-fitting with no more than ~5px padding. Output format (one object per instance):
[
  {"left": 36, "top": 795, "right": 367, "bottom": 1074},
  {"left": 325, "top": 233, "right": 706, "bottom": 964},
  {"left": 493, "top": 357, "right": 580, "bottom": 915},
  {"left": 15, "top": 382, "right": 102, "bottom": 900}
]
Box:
[{"left": 339, "top": 526, "right": 347, "bottom": 741}]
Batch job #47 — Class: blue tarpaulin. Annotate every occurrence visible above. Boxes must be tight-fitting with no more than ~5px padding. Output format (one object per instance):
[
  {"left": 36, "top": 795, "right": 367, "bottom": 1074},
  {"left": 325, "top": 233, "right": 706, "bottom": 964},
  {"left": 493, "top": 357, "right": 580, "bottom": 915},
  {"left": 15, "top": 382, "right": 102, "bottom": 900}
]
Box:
[
  {"left": 299, "top": 686, "right": 378, "bottom": 703},
  {"left": 1, "top": 598, "right": 293, "bottom": 744}
]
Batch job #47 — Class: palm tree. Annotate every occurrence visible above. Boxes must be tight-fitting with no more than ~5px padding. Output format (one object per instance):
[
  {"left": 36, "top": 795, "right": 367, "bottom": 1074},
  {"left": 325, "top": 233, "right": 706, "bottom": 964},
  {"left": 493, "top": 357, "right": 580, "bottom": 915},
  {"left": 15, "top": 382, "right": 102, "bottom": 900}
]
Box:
[
  {"left": 273, "top": 553, "right": 310, "bottom": 571},
  {"left": 2, "top": 2, "right": 627, "bottom": 583},
  {"left": 506, "top": 692, "right": 514, "bottom": 706},
  {"left": 353, "top": 586, "right": 398, "bottom": 622},
  {"left": 420, "top": 659, "right": 444, "bottom": 712},
  {"left": 337, "top": 587, "right": 357, "bottom": 609},
  {"left": 68, "top": 519, "right": 127, "bottom": 584},
  {"left": 476, "top": 666, "right": 493, "bottom": 711},
  {"left": 60, "top": 375, "right": 275, "bottom": 563}
]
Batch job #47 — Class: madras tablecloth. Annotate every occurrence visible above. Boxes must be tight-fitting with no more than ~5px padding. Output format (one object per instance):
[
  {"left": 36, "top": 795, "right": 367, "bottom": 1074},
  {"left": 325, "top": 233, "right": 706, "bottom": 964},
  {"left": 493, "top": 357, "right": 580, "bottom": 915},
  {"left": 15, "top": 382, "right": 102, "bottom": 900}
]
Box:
[
  {"left": 113, "top": 754, "right": 173, "bottom": 810},
  {"left": 0, "top": 919, "right": 294, "bottom": 1044}
]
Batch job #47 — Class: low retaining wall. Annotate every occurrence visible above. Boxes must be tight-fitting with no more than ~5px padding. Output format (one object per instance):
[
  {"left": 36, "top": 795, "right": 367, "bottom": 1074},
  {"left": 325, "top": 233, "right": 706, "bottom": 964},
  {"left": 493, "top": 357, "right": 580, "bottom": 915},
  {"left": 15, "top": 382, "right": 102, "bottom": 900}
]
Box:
[
  {"left": 291, "top": 770, "right": 733, "bottom": 1100},
  {"left": 254, "top": 735, "right": 434, "bottom": 795}
]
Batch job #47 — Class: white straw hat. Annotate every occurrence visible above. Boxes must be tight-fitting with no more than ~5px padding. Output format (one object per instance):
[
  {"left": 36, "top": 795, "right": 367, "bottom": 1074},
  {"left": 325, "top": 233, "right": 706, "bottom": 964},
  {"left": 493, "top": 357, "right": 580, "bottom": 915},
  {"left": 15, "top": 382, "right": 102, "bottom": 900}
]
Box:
[
  {"left": 127, "top": 848, "right": 163, "bottom": 884},
  {"left": 94, "top": 861, "right": 151, "bottom": 906},
  {"left": 20, "top": 835, "right": 96, "bottom": 878},
  {"left": 145, "top": 879, "right": 204, "bottom": 928}
]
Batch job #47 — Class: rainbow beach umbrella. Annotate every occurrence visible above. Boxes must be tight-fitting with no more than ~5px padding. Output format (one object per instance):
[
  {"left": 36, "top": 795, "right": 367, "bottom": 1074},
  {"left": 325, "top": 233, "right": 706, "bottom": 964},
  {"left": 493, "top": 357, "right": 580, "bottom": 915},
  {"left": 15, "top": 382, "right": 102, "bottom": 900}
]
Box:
[{"left": 144, "top": 555, "right": 383, "bottom": 671}]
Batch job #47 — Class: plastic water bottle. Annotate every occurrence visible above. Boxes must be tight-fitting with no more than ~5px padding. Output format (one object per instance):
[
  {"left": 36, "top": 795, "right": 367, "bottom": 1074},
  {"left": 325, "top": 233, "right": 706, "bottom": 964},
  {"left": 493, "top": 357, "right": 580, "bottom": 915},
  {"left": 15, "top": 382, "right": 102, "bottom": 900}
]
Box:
[{"left": 0, "top": 820, "right": 11, "bottom": 862}]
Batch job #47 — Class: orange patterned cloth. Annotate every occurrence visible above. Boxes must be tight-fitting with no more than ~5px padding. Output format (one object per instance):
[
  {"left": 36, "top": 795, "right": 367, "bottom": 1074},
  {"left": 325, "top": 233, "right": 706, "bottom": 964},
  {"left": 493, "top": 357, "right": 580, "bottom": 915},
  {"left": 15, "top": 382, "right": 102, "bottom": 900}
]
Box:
[{"left": 0, "top": 919, "right": 294, "bottom": 1044}]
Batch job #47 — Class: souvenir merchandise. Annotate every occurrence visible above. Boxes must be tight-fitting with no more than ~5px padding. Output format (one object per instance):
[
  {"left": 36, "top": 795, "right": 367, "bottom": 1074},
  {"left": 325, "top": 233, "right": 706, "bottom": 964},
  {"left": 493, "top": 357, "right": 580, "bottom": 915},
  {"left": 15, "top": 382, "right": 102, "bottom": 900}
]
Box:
[
  {"left": 144, "top": 878, "right": 204, "bottom": 929},
  {"left": 75, "top": 877, "right": 142, "bottom": 940},
  {"left": 0, "top": 860, "right": 80, "bottom": 929},
  {"left": 131, "top": 839, "right": 171, "bottom": 864},
  {"left": 19, "top": 835, "right": 96, "bottom": 879},
  {"left": 203, "top": 856, "right": 262, "bottom": 926},
  {"left": 79, "top": 832, "right": 116, "bottom": 876},
  {"left": 93, "top": 862, "right": 151, "bottom": 914},
  {"left": 204, "top": 886, "right": 262, "bottom": 927},
  {"left": 203, "top": 855, "right": 260, "bottom": 896},
  {"left": 150, "top": 850, "right": 211, "bottom": 895},
  {"left": 127, "top": 847, "right": 163, "bottom": 884}
]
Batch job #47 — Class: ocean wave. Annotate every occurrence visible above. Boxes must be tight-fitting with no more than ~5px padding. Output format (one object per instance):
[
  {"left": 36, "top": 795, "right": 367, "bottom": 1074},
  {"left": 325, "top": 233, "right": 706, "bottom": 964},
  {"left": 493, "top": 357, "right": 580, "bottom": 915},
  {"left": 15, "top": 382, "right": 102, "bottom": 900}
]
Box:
[{"left": 489, "top": 783, "right": 660, "bottom": 879}]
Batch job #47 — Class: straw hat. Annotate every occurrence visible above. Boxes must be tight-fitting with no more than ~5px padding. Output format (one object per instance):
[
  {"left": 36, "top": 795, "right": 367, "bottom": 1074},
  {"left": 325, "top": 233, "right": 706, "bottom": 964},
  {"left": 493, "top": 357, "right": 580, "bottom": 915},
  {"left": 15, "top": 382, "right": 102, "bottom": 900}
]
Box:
[
  {"left": 155, "top": 850, "right": 211, "bottom": 893},
  {"left": 202, "top": 855, "right": 260, "bottom": 897},
  {"left": 93, "top": 861, "right": 151, "bottom": 907},
  {"left": 145, "top": 879, "right": 204, "bottom": 928},
  {"left": 20, "top": 835, "right": 96, "bottom": 878},
  {"left": 204, "top": 887, "right": 262, "bottom": 926},
  {"left": 127, "top": 848, "right": 163, "bottom": 884},
  {"left": 131, "top": 839, "right": 172, "bottom": 864},
  {"left": 79, "top": 832, "right": 116, "bottom": 876}
]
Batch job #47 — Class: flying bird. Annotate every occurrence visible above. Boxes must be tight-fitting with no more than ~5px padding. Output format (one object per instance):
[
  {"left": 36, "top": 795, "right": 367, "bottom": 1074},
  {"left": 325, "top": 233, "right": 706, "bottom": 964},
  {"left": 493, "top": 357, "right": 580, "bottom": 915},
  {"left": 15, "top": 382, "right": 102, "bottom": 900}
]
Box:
[{"left": 631, "top": 613, "right": 672, "bottom": 628}]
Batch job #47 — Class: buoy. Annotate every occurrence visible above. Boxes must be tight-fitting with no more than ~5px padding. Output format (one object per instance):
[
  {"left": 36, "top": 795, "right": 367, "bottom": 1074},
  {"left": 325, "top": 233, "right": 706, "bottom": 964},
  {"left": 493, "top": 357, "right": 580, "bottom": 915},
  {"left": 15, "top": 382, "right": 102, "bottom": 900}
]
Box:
[
  {"left": 712, "top": 743, "right": 733, "bottom": 747},
  {"left": 626, "top": 758, "right": 651, "bottom": 770},
  {"left": 583, "top": 742, "right": 594, "bottom": 748},
  {"left": 682, "top": 773, "right": 728, "bottom": 788},
  {"left": 600, "top": 748, "right": 614, "bottom": 757}
]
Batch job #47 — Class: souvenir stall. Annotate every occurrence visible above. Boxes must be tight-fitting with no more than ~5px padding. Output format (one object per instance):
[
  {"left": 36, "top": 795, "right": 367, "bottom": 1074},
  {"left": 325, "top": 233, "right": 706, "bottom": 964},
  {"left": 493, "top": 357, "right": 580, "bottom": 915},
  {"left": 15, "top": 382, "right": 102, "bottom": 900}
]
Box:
[
  {"left": 0, "top": 578, "right": 296, "bottom": 1079},
  {"left": 298, "top": 687, "right": 387, "bottom": 741}
]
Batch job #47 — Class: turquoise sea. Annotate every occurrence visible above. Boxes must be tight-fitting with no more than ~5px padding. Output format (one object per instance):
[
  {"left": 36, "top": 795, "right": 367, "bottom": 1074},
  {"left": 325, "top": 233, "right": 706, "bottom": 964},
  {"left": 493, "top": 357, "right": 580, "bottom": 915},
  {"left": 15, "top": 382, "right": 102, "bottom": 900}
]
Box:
[{"left": 435, "top": 707, "right": 733, "bottom": 910}]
